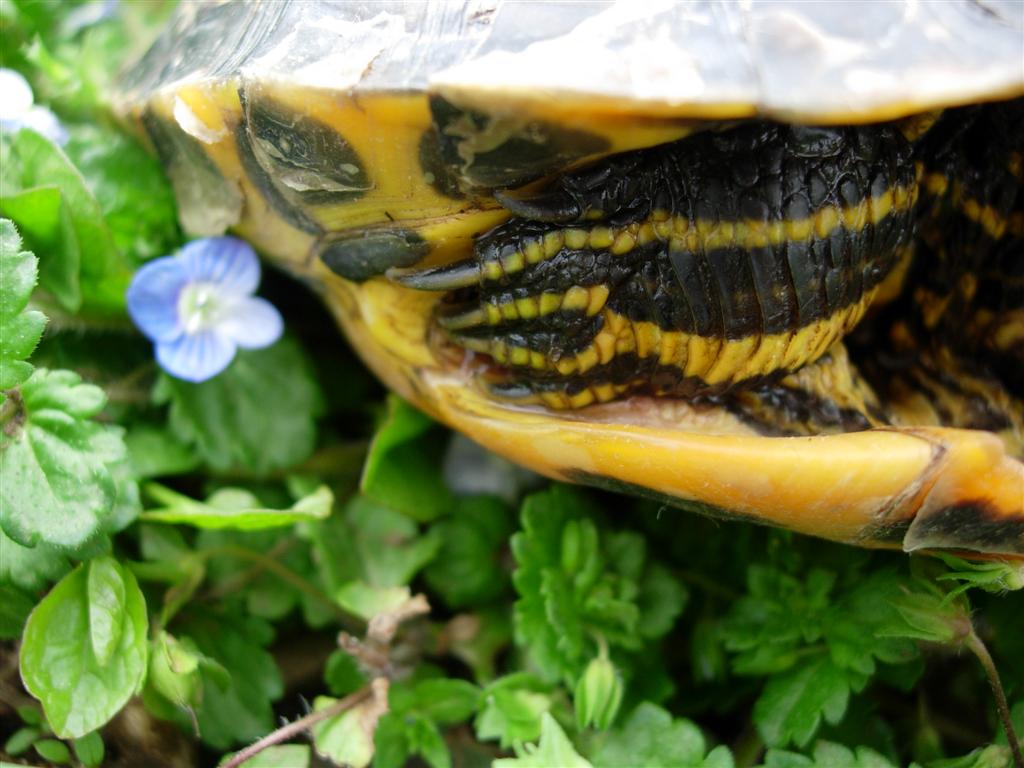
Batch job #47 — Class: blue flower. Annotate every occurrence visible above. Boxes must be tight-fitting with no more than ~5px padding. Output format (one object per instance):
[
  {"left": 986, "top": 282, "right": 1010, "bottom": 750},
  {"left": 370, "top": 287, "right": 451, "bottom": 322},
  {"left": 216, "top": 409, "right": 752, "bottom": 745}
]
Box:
[
  {"left": 0, "top": 68, "right": 68, "bottom": 145},
  {"left": 127, "top": 237, "right": 283, "bottom": 382}
]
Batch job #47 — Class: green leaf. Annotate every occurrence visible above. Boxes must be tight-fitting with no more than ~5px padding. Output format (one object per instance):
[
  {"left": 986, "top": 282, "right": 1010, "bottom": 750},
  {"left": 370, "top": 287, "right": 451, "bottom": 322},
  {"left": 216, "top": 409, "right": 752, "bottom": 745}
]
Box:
[
  {"left": 34, "top": 738, "right": 72, "bottom": 764},
  {"left": 172, "top": 610, "right": 283, "bottom": 750},
  {"left": 350, "top": 495, "right": 442, "bottom": 585},
  {"left": 759, "top": 742, "right": 898, "bottom": 768},
  {"left": 86, "top": 555, "right": 126, "bottom": 666},
  {"left": 148, "top": 631, "right": 205, "bottom": 710},
  {"left": 4, "top": 726, "right": 41, "bottom": 756},
  {"left": 20, "top": 559, "right": 148, "bottom": 738},
  {"left": 125, "top": 423, "right": 201, "bottom": 478},
  {"left": 72, "top": 731, "right": 105, "bottom": 768},
  {"left": 63, "top": 125, "right": 179, "bottom": 263},
  {"left": 511, "top": 485, "right": 661, "bottom": 682},
  {"left": 312, "top": 695, "right": 383, "bottom": 768},
  {"left": 423, "top": 495, "right": 514, "bottom": 608},
  {"left": 156, "top": 337, "right": 324, "bottom": 474},
  {"left": 373, "top": 712, "right": 452, "bottom": 768},
  {"left": 0, "top": 525, "right": 70, "bottom": 590},
  {"left": 0, "top": 219, "right": 46, "bottom": 392},
  {"left": 494, "top": 713, "right": 593, "bottom": 768},
  {"left": 325, "top": 649, "right": 369, "bottom": 697},
  {"left": 475, "top": 673, "right": 554, "bottom": 748},
  {"left": 936, "top": 554, "right": 1024, "bottom": 596},
  {"left": 590, "top": 703, "right": 728, "bottom": 768},
  {"left": 222, "top": 745, "right": 310, "bottom": 768},
  {"left": 335, "top": 582, "right": 412, "bottom": 622},
  {"left": 390, "top": 678, "right": 482, "bottom": 726},
  {"left": 1, "top": 129, "right": 131, "bottom": 312},
  {"left": 0, "top": 583, "right": 35, "bottom": 639},
  {"left": 361, "top": 395, "right": 453, "bottom": 522},
  {"left": 1, "top": 368, "right": 139, "bottom": 547},
  {"left": 754, "top": 655, "right": 863, "bottom": 749},
  {"left": 141, "top": 483, "right": 334, "bottom": 530},
  {"left": 878, "top": 585, "right": 971, "bottom": 645}
]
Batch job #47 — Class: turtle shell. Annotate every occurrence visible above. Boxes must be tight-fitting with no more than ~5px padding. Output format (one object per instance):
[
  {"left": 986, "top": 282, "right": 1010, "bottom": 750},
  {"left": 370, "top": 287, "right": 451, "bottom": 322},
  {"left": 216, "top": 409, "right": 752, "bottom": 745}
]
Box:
[{"left": 119, "top": 0, "right": 1024, "bottom": 558}]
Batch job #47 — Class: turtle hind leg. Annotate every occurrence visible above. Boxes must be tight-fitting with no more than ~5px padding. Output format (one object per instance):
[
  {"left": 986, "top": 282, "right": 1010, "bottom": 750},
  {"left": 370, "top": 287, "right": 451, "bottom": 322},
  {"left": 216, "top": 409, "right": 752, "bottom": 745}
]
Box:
[
  {"left": 721, "top": 342, "right": 888, "bottom": 436},
  {"left": 857, "top": 322, "right": 1024, "bottom": 460}
]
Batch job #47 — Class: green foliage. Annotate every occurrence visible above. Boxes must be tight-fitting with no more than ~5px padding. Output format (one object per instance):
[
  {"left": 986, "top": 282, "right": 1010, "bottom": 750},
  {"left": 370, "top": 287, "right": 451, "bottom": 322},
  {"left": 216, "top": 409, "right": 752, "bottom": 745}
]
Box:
[
  {"left": 0, "top": 219, "right": 46, "bottom": 392},
  {"left": 1, "top": 129, "right": 132, "bottom": 312},
  {"left": 2, "top": 6, "right": 1023, "bottom": 766},
  {"left": 155, "top": 336, "right": 324, "bottom": 474},
  {"left": 511, "top": 485, "right": 688, "bottom": 691},
  {"left": 0, "top": 367, "right": 138, "bottom": 547},
  {"left": 361, "top": 395, "right": 453, "bottom": 522},
  {"left": 588, "top": 702, "right": 734, "bottom": 768},
  {"left": 141, "top": 482, "right": 334, "bottom": 529},
  {"left": 493, "top": 713, "right": 593, "bottom": 768},
  {"left": 423, "top": 494, "right": 515, "bottom": 608},
  {"left": 475, "top": 673, "right": 555, "bottom": 747},
  {"left": 20, "top": 557, "right": 148, "bottom": 738}
]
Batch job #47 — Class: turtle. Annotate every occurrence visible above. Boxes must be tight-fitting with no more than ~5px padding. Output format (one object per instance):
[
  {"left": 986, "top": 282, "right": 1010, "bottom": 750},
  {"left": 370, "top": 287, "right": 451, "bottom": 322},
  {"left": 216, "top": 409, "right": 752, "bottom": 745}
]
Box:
[{"left": 117, "top": 0, "right": 1024, "bottom": 559}]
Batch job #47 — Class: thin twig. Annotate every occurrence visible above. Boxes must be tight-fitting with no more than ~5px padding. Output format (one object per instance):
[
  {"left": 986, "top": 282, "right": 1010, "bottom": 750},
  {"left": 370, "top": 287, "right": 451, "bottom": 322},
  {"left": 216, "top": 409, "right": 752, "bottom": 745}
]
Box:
[
  {"left": 965, "top": 629, "right": 1023, "bottom": 768},
  {"left": 221, "top": 685, "right": 373, "bottom": 768}
]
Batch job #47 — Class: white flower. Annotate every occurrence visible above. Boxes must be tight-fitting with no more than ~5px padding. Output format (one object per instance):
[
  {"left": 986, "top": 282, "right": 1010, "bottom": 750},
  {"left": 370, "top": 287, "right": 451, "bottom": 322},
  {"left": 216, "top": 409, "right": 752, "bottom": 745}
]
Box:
[{"left": 0, "top": 68, "right": 68, "bottom": 145}]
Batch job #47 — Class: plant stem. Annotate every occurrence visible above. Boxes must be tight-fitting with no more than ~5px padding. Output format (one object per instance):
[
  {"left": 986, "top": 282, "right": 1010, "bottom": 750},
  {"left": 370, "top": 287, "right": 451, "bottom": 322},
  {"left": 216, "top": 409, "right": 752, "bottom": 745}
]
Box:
[
  {"left": 965, "top": 629, "right": 1023, "bottom": 768},
  {"left": 220, "top": 686, "right": 372, "bottom": 768}
]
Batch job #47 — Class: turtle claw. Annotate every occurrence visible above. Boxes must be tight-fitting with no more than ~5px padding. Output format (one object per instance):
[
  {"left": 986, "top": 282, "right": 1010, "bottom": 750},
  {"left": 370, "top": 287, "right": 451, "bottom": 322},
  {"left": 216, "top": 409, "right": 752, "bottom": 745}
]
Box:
[
  {"left": 437, "top": 306, "right": 488, "bottom": 331},
  {"left": 386, "top": 260, "right": 480, "bottom": 290},
  {"left": 494, "top": 188, "right": 582, "bottom": 223}
]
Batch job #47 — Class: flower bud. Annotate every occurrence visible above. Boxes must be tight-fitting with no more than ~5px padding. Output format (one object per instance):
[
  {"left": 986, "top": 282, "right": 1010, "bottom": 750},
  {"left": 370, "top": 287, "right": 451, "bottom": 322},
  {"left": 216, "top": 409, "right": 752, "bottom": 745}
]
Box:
[{"left": 574, "top": 649, "right": 623, "bottom": 730}]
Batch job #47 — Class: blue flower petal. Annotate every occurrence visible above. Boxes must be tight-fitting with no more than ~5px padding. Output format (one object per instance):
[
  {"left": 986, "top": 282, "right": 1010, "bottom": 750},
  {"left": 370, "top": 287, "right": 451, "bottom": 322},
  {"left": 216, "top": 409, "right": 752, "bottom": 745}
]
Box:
[
  {"left": 219, "top": 296, "right": 284, "bottom": 349},
  {"left": 179, "top": 237, "right": 260, "bottom": 296},
  {"left": 156, "top": 330, "right": 236, "bottom": 383},
  {"left": 126, "top": 256, "right": 188, "bottom": 342}
]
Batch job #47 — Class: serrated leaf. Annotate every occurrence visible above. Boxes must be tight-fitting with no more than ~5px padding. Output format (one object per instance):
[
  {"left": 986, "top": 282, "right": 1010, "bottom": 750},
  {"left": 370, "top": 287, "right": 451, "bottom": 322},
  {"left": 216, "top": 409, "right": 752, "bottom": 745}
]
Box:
[
  {"left": 173, "top": 610, "right": 283, "bottom": 750},
  {"left": 361, "top": 395, "right": 453, "bottom": 522},
  {"left": 1, "top": 129, "right": 131, "bottom": 312},
  {"left": 754, "top": 655, "right": 863, "bottom": 748},
  {"left": 156, "top": 337, "right": 323, "bottom": 474},
  {"left": 475, "top": 673, "right": 554, "bottom": 748},
  {"left": 423, "top": 495, "right": 514, "bottom": 608},
  {"left": 590, "top": 702, "right": 723, "bottom": 768},
  {"left": 494, "top": 713, "right": 593, "bottom": 768},
  {"left": 759, "top": 742, "right": 898, "bottom": 768},
  {"left": 1, "top": 368, "right": 137, "bottom": 547},
  {"left": 340, "top": 495, "right": 442, "bottom": 588},
  {"left": 141, "top": 482, "right": 333, "bottom": 529},
  {"left": 0, "top": 219, "right": 46, "bottom": 391},
  {"left": 20, "top": 559, "right": 148, "bottom": 738},
  {"left": 390, "top": 678, "right": 482, "bottom": 726},
  {"left": 511, "top": 485, "right": 660, "bottom": 682}
]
